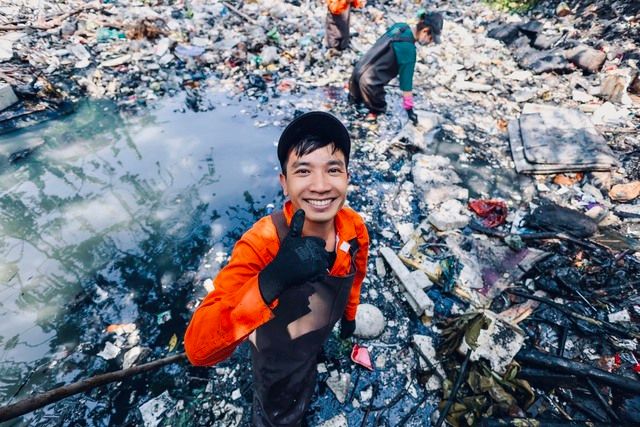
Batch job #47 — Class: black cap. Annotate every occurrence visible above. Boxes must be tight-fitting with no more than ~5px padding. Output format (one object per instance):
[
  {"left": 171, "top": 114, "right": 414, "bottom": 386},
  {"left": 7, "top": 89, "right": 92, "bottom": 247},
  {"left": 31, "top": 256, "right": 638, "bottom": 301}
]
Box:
[
  {"left": 278, "top": 111, "right": 351, "bottom": 170},
  {"left": 421, "top": 12, "right": 443, "bottom": 44}
]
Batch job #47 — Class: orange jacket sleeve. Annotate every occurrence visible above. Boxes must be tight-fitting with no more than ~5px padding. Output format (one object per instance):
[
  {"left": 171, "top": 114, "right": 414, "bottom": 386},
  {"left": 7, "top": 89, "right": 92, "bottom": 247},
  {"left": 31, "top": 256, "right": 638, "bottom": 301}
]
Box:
[
  {"left": 342, "top": 211, "right": 369, "bottom": 321},
  {"left": 184, "top": 218, "right": 277, "bottom": 366}
]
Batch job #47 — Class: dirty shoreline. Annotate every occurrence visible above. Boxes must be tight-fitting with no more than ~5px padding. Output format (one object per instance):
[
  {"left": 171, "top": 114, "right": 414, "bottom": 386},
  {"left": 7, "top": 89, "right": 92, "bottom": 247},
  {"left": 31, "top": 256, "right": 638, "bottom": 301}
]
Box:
[{"left": 1, "top": 0, "right": 640, "bottom": 426}]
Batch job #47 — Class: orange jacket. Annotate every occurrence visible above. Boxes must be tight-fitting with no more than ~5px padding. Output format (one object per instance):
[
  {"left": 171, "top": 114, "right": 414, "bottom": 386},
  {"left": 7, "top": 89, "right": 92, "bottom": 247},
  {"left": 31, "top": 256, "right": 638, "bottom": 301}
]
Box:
[
  {"left": 328, "top": 0, "right": 364, "bottom": 16},
  {"left": 184, "top": 201, "right": 369, "bottom": 366}
]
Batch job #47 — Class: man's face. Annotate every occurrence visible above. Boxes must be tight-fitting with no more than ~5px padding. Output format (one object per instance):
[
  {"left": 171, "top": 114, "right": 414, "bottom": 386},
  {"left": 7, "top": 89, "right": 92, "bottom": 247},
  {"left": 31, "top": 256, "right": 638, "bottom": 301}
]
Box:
[
  {"left": 417, "top": 27, "right": 434, "bottom": 45},
  {"left": 279, "top": 144, "right": 349, "bottom": 227}
]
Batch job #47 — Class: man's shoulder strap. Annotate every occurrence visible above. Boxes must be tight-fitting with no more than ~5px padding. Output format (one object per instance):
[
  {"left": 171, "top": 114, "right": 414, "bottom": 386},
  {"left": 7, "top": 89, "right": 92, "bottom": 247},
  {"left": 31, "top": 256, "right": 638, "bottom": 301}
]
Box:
[
  {"left": 270, "top": 210, "right": 288, "bottom": 244},
  {"left": 347, "top": 238, "right": 359, "bottom": 258},
  {"left": 389, "top": 23, "right": 414, "bottom": 43}
]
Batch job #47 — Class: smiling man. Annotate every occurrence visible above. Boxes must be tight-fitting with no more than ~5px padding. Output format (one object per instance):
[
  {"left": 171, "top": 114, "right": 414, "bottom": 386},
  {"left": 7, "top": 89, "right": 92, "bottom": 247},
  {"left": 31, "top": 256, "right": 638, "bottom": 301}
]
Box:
[{"left": 184, "top": 111, "right": 369, "bottom": 426}]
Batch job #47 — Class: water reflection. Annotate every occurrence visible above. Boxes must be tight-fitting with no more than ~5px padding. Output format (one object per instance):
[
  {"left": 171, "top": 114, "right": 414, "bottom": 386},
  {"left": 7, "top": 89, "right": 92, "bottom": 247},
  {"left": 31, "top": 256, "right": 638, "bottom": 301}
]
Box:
[{"left": 0, "top": 96, "right": 282, "bottom": 423}]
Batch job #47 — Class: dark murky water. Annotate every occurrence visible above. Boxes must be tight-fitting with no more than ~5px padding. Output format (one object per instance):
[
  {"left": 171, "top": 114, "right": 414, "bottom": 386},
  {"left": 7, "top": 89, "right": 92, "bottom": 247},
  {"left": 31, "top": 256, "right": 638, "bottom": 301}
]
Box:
[
  {"left": 0, "top": 86, "right": 441, "bottom": 426},
  {"left": 424, "top": 129, "right": 535, "bottom": 203},
  {"left": 0, "top": 95, "right": 283, "bottom": 425}
]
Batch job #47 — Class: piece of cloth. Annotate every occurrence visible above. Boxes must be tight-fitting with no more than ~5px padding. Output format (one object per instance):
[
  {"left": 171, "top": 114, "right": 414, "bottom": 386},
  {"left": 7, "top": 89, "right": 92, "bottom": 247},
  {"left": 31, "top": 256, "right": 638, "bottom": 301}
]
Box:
[
  {"left": 349, "top": 23, "right": 415, "bottom": 113},
  {"left": 184, "top": 200, "right": 369, "bottom": 368},
  {"left": 468, "top": 199, "right": 508, "bottom": 228}
]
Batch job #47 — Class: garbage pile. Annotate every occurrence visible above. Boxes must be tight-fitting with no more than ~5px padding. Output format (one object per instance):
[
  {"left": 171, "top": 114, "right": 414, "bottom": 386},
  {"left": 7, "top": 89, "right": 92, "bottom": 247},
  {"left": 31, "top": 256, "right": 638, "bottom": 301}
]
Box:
[
  {"left": 2, "top": 0, "right": 639, "bottom": 425},
  {"left": 0, "top": 0, "right": 373, "bottom": 129},
  {"left": 344, "top": 0, "right": 640, "bottom": 423}
]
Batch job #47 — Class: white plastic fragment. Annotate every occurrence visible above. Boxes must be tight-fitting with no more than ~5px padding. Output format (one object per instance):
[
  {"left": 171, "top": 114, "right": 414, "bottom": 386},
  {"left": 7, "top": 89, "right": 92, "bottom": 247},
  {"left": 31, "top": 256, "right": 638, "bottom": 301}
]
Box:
[
  {"left": 375, "top": 257, "right": 387, "bottom": 277},
  {"left": 123, "top": 346, "right": 142, "bottom": 369},
  {"left": 317, "top": 413, "right": 348, "bottom": 427},
  {"left": 100, "top": 54, "right": 132, "bottom": 68},
  {"left": 97, "top": 341, "right": 121, "bottom": 360},
  {"left": 359, "top": 385, "right": 372, "bottom": 403},
  {"left": 139, "top": 390, "right": 174, "bottom": 427},
  {"left": 428, "top": 199, "right": 470, "bottom": 231},
  {"left": 0, "top": 83, "right": 19, "bottom": 112},
  {"left": 203, "top": 278, "right": 214, "bottom": 292},
  {"left": 413, "top": 335, "right": 446, "bottom": 391},
  {"left": 608, "top": 309, "right": 631, "bottom": 323},
  {"left": 260, "top": 46, "right": 279, "bottom": 65},
  {"left": 326, "top": 372, "right": 350, "bottom": 404}
]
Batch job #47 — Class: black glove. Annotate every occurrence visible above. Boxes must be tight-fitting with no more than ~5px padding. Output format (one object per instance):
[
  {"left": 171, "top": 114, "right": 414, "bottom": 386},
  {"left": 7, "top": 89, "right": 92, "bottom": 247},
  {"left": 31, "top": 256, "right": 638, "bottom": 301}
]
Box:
[
  {"left": 406, "top": 108, "right": 418, "bottom": 125},
  {"left": 339, "top": 316, "right": 356, "bottom": 339},
  {"left": 258, "top": 209, "right": 329, "bottom": 304}
]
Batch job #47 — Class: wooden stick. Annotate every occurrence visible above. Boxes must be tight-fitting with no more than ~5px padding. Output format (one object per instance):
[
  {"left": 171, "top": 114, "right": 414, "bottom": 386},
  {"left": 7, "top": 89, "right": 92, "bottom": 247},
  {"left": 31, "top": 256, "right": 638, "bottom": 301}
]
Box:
[
  {"left": 0, "top": 353, "right": 186, "bottom": 422},
  {"left": 467, "top": 220, "right": 605, "bottom": 252},
  {"left": 585, "top": 377, "right": 620, "bottom": 423},
  {"left": 434, "top": 349, "right": 472, "bottom": 427},
  {"left": 222, "top": 2, "right": 260, "bottom": 26},
  {"left": 518, "top": 367, "right": 579, "bottom": 389},
  {"left": 506, "top": 289, "right": 639, "bottom": 340},
  {"left": 515, "top": 349, "right": 640, "bottom": 394},
  {"left": 480, "top": 417, "right": 607, "bottom": 426},
  {"left": 557, "top": 388, "right": 608, "bottom": 423}
]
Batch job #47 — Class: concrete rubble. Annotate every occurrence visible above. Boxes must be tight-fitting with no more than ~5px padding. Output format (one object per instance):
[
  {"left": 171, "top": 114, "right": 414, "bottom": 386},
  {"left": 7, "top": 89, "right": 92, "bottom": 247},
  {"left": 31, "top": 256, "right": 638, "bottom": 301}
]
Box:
[{"left": 2, "top": 0, "right": 639, "bottom": 425}]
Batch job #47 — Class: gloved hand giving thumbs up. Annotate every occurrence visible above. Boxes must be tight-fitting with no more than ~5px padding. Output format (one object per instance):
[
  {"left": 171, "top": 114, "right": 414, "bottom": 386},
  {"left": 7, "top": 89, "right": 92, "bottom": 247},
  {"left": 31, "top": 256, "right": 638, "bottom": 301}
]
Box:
[{"left": 259, "top": 209, "right": 330, "bottom": 304}]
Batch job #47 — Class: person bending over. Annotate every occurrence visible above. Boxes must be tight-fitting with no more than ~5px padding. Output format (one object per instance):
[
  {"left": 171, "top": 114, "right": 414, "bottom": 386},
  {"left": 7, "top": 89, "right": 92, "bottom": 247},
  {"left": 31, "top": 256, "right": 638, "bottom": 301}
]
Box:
[{"left": 349, "top": 11, "right": 443, "bottom": 124}]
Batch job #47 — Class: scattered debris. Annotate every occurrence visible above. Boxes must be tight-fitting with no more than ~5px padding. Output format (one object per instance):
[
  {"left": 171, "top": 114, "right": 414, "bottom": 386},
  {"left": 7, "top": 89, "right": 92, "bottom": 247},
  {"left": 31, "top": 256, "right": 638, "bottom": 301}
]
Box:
[
  {"left": 458, "top": 311, "right": 525, "bottom": 375},
  {"left": 609, "top": 181, "right": 640, "bottom": 202},
  {"left": 326, "top": 372, "right": 351, "bottom": 403},
  {"left": 96, "top": 341, "right": 120, "bottom": 360},
  {"left": 138, "top": 391, "right": 175, "bottom": 427},
  {"left": 0, "top": 83, "right": 18, "bottom": 111}
]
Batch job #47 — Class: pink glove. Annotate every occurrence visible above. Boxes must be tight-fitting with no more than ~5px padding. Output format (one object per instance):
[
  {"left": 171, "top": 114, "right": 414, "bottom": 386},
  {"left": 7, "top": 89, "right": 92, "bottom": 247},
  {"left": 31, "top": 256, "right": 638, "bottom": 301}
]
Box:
[{"left": 402, "top": 94, "right": 414, "bottom": 110}]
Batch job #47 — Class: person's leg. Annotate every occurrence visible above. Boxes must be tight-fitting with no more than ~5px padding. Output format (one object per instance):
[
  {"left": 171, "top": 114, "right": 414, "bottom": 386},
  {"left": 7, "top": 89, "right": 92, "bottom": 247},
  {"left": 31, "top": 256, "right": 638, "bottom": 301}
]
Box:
[
  {"left": 348, "top": 72, "right": 363, "bottom": 104},
  {"left": 337, "top": 8, "right": 351, "bottom": 50},
  {"left": 359, "top": 72, "right": 387, "bottom": 114},
  {"left": 325, "top": 8, "right": 350, "bottom": 50}
]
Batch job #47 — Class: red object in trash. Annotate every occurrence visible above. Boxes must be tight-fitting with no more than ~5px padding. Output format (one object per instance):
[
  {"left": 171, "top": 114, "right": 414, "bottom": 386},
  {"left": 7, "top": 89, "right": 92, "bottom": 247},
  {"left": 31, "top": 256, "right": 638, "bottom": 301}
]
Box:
[
  {"left": 468, "top": 199, "right": 508, "bottom": 228},
  {"left": 633, "top": 364, "right": 640, "bottom": 373},
  {"left": 614, "top": 353, "right": 622, "bottom": 366},
  {"left": 351, "top": 344, "right": 374, "bottom": 371}
]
